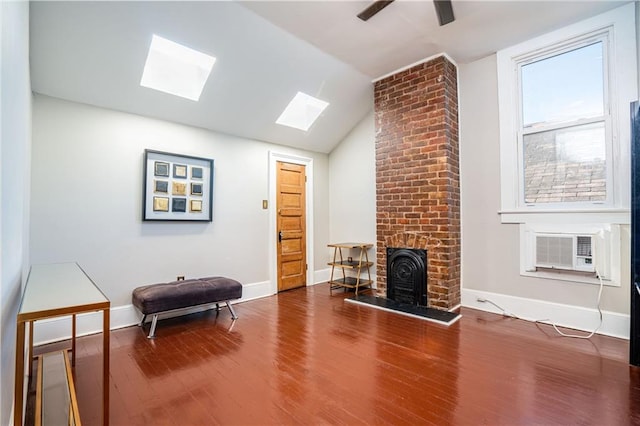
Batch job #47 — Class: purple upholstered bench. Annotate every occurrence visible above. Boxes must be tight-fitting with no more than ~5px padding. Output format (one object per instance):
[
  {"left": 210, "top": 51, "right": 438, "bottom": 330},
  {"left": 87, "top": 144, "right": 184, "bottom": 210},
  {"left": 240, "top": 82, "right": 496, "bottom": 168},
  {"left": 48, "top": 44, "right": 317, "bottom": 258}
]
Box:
[{"left": 132, "top": 276, "right": 242, "bottom": 338}]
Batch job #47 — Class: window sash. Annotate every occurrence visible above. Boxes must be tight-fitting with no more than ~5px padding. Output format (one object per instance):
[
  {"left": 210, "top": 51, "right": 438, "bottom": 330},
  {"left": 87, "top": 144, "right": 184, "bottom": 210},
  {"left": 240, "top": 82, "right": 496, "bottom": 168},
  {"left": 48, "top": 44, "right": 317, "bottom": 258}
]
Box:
[
  {"left": 522, "top": 115, "right": 607, "bottom": 135},
  {"left": 514, "top": 31, "right": 612, "bottom": 209},
  {"left": 520, "top": 41, "right": 606, "bottom": 128},
  {"left": 517, "top": 116, "right": 613, "bottom": 208}
]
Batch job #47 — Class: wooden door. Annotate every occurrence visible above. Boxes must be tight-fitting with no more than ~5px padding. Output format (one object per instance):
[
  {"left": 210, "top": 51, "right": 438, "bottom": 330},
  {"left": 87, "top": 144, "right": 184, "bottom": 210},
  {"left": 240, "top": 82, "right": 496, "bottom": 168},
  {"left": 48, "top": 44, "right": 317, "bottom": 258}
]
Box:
[{"left": 276, "top": 161, "right": 307, "bottom": 292}]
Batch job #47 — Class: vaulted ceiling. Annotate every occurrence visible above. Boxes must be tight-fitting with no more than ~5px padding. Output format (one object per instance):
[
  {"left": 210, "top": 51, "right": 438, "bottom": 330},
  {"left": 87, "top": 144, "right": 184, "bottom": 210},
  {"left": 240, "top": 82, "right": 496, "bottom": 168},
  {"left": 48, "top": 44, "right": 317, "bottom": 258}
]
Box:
[{"left": 29, "top": 1, "right": 627, "bottom": 154}]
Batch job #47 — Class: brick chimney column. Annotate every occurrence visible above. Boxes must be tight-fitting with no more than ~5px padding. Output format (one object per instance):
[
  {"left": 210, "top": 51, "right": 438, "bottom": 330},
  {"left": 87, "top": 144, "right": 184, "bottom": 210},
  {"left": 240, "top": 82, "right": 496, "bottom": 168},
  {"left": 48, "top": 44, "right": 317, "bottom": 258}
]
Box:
[{"left": 374, "top": 56, "right": 460, "bottom": 310}]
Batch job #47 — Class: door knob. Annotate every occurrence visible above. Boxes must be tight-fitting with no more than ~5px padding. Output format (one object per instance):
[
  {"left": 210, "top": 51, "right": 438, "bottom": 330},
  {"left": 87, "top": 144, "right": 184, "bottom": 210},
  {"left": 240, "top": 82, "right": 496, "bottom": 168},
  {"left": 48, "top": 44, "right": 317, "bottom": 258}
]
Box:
[{"left": 279, "top": 231, "right": 283, "bottom": 242}]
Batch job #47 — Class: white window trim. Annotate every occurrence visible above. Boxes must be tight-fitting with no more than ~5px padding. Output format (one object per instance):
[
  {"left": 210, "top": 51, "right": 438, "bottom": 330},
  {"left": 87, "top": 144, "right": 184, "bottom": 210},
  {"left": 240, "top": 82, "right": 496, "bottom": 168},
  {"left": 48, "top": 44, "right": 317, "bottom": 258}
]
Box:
[{"left": 497, "top": 3, "right": 637, "bottom": 224}]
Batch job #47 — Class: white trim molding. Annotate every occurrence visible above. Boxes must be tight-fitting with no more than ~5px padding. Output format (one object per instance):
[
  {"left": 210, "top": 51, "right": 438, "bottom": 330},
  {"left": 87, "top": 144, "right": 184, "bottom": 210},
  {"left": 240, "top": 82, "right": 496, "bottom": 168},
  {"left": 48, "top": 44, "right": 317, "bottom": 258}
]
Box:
[
  {"left": 268, "top": 151, "right": 314, "bottom": 295},
  {"left": 373, "top": 52, "right": 458, "bottom": 83},
  {"left": 313, "top": 267, "right": 331, "bottom": 285},
  {"left": 462, "top": 287, "right": 629, "bottom": 339},
  {"left": 499, "top": 209, "right": 630, "bottom": 225},
  {"left": 32, "top": 304, "right": 139, "bottom": 346}
]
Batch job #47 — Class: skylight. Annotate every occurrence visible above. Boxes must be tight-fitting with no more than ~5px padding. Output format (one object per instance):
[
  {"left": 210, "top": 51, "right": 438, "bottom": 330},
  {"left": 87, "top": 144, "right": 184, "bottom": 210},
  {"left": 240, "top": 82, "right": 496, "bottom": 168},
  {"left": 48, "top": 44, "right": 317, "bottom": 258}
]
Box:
[
  {"left": 140, "top": 35, "right": 216, "bottom": 101},
  {"left": 276, "top": 92, "right": 329, "bottom": 131}
]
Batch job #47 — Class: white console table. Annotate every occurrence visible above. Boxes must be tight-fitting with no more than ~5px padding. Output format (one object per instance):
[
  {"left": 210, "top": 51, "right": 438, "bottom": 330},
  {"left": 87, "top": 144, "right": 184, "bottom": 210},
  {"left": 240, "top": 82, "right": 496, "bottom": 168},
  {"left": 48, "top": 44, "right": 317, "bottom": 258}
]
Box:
[{"left": 14, "top": 263, "right": 110, "bottom": 426}]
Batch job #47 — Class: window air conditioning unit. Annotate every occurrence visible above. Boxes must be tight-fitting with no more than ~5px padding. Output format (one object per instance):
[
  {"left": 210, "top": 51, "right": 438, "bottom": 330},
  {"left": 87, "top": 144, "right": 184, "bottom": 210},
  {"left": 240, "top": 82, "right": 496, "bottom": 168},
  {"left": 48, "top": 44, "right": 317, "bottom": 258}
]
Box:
[{"left": 534, "top": 233, "right": 595, "bottom": 273}]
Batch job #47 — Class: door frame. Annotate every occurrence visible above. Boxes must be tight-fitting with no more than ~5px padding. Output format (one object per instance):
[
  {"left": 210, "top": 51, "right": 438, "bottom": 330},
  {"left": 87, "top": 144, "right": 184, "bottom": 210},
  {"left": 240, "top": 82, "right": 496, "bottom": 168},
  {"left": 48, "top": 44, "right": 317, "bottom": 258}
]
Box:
[{"left": 268, "top": 151, "right": 314, "bottom": 295}]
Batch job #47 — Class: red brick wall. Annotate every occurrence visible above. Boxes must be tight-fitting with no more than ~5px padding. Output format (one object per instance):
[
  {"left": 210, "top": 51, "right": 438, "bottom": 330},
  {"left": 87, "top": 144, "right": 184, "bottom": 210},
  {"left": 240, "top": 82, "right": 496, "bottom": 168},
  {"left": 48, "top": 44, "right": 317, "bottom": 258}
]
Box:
[{"left": 374, "top": 56, "right": 460, "bottom": 310}]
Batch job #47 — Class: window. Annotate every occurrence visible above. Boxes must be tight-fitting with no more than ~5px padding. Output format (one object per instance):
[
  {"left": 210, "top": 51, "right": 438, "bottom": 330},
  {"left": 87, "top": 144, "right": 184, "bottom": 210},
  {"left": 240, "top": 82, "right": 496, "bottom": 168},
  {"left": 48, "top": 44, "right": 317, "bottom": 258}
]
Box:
[
  {"left": 496, "top": 4, "right": 636, "bottom": 224},
  {"left": 519, "top": 38, "right": 609, "bottom": 206}
]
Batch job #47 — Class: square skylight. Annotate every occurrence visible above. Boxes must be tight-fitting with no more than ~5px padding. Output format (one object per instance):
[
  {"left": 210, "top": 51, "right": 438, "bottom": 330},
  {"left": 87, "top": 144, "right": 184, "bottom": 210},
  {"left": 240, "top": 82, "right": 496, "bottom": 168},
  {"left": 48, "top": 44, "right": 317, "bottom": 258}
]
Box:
[
  {"left": 140, "top": 35, "right": 216, "bottom": 101},
  {"left": 276, "top": 92, "right": 329, "bottom": 131}
]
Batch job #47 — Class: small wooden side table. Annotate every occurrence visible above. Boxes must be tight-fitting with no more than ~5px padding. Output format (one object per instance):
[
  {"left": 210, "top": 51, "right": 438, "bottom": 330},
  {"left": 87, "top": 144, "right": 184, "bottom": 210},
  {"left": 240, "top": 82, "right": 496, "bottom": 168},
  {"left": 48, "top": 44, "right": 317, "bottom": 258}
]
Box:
[{"left": 327, "top": 243, "right": 374, "bottom": 295}]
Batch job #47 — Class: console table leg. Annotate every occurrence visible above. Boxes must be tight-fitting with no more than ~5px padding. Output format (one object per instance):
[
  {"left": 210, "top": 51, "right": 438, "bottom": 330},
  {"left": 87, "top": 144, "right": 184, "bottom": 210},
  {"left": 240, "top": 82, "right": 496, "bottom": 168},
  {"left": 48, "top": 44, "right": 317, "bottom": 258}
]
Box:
[
  {"left": 72, "top": 314, "right": 77, "bottom": 367},
  {"left": 14, "top": 320, "right": 26, "bottom": 426},
  {"left": 102, "top": 308, "right": 110, "bottom": 426},
  {"left": 28, "top": 321, "right": 34, "bottom": 377}
]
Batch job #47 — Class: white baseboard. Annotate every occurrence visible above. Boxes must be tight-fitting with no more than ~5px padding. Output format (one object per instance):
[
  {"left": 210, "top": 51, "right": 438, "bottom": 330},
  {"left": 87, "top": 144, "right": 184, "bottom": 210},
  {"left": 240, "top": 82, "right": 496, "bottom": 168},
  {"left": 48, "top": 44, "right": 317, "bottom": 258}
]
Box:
[
  {"left": 313, "top": 268, "right": 331, "bottom": 285},
  {"left": 33, "top": 280, "right": 275, "bottom": 346},
  {"left": 32, "top": 304, "right": 139, "bottom": 346},
  {"left": 240, "top": 280, "right": 273, "bottom": 301},
  {"left": 461, "top": 288, "right": 629, "bottom": 340}
]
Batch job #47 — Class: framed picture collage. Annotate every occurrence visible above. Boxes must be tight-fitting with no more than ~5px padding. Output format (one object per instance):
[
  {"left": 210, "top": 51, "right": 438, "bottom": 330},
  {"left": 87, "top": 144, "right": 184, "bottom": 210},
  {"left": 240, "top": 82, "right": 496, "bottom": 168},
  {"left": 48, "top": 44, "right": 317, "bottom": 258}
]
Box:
[{"left": 143, "top": 149, "right": 214, "bottom": 221}]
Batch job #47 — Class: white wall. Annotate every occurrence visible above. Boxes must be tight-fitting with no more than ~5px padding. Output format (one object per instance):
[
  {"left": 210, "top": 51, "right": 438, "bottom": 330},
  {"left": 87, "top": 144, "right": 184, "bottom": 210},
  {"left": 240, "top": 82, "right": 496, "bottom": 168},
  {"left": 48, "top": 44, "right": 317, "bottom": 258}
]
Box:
[
  {"left": 328, "top": 110, "right": 376, "bottom": 258},
  {"left": 1, "top": 1, "right": 31, "bottom": 423},
  {"left": 325, "top": 110, "right": 376, "bottom": 282},
  {"left": 459, "top": 54, "right": 631, "bottom": 336},
  {"left": 325, "top": 110, "right": 376, "bottom": 287},
  {"left": 30, "top": 95, "right": 330, "bottom": 309}
]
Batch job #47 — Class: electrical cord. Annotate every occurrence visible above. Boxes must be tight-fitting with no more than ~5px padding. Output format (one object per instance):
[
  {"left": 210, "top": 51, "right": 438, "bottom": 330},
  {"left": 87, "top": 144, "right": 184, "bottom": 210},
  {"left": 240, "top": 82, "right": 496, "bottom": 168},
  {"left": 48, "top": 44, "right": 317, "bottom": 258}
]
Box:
[
  {"left": 536, "top": 269, "right": 604, "bottom": 339},
  {"left": 477, "top": 268, "right": 604, "bottom": 340},
  {"left": 475, "top": 298, "right": 521, "bottom": 319}
]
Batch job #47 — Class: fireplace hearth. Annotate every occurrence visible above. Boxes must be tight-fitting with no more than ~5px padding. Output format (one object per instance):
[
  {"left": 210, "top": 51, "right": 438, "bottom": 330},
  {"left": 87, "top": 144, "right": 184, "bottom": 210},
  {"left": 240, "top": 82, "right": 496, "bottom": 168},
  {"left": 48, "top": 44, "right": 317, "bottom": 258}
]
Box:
[{"left": 345, "top": 294, "right": 460, "bottom": 325}]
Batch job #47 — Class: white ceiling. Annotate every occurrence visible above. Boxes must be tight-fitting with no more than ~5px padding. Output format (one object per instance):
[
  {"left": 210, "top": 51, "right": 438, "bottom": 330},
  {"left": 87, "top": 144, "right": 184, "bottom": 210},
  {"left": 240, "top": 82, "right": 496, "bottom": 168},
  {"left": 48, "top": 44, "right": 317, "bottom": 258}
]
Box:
[
  {"left": 29, "top": 1, "right": 628, "bottom": 154},
  {"left": 242, "top": 0, "right": 628, "bottom": 78}
]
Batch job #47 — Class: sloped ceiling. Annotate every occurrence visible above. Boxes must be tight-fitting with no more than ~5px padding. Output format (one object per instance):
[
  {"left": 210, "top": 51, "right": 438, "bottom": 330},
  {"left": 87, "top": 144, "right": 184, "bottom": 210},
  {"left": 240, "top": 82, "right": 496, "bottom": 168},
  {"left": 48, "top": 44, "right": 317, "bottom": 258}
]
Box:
[
  {"left": 242, "top": 1, "right": 627, "bottom": 78},
  {"left": 29, "top": 1, "right": 627, "bottom": 154}
]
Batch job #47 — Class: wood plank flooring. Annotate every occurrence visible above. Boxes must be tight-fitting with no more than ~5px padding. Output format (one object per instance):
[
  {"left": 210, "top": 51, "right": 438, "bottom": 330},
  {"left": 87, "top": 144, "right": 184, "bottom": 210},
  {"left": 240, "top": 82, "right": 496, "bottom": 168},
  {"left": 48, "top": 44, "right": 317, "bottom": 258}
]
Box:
[{"left": 33, "top": 284, "right": 640, "bottom": 425}]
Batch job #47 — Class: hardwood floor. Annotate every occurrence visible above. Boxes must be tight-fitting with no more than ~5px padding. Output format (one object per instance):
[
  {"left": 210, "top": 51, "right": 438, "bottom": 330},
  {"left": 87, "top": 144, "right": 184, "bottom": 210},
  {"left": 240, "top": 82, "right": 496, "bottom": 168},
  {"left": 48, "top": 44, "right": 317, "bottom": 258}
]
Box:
[{"left": 34, "top": 284, "right": 640, "bottom": 425}]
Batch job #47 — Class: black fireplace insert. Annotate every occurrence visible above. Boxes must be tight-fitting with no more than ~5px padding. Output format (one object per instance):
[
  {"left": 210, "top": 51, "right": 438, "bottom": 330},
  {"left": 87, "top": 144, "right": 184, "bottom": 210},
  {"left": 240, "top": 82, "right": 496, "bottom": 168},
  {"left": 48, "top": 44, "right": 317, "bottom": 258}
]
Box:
[{"left": 386, "top": 247, "right": 427, "bottom": 306}]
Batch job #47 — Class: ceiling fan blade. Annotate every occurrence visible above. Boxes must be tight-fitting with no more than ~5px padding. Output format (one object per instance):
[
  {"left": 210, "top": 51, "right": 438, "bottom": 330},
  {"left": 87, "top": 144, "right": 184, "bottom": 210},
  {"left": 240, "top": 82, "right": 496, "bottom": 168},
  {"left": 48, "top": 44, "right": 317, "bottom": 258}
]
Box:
[
  {"left": 433, "top": 0, "right": 455, "bottom": 26},
  {"left": 357, "top": 0, "right": 395, "bottom": 22}
]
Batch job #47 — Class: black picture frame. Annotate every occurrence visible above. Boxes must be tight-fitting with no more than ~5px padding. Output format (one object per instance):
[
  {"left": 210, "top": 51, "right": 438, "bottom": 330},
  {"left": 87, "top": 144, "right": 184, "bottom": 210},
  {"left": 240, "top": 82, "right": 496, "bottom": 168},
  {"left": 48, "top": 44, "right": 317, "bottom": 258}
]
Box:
[{"left": 143, "top": 149, "right": 214, "bottom": 222}]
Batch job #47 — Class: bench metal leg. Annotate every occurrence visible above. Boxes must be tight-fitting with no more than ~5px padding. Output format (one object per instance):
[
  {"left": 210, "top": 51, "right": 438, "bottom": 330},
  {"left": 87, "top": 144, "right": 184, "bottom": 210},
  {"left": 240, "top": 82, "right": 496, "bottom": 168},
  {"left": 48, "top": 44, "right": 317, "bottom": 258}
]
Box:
[
  {"left": 225, "top": 301, "right": 238, "bottom": 320},
  {"left": 140, "top": 301, "right": 237, "bottom": 339},
  {"left": 148, "top": 315, "right": 158, "bottom": 339}
]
